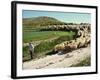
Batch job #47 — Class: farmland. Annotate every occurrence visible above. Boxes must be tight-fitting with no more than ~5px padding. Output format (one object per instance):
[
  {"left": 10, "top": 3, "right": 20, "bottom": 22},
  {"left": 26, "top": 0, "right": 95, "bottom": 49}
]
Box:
[
  {"left": 23, "top": 31, "right": 75, "bottom": 43},
  {"left": 23, "top": 30, "right": 75, "bottom": 61}
]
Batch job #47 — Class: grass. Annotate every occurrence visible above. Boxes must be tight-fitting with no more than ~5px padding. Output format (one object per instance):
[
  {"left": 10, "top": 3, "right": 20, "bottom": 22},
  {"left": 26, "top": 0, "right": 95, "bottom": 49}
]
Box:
[
  {"left": 23, "top": 36, "right": 75, "bottom": 61},
  {"left": 23, "top": 31, "right": 75, "bottom": 43},
  {"left": 70, "top": 56, "right": 91, "bottom": 67},
  {"left": 34, "top": 35, "right": 74, "bottom": 53},
  {"left": 23, "top": 31, "right": 75, "bottom": 62},
  {"left": 23, "top": 46, "right": 31, "bottom": 62}
]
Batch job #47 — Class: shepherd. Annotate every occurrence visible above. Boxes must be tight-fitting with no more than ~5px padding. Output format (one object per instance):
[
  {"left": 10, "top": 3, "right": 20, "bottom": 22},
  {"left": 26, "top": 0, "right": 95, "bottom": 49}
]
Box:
[{"left": 29, "top": 42, "right": 34, "bottom": 59}]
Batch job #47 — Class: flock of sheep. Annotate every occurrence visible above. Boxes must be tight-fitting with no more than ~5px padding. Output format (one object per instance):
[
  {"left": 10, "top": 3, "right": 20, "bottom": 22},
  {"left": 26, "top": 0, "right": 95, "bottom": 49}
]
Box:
[{"left": 52, "top": 24, "right": 91, "bottom": 54}]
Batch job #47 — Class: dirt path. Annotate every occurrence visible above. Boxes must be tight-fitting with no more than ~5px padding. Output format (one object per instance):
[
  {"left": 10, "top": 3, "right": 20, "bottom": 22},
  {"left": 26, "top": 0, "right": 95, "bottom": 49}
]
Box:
[{"left": 23, "top": 46, "right": 90, "bottom": 69}]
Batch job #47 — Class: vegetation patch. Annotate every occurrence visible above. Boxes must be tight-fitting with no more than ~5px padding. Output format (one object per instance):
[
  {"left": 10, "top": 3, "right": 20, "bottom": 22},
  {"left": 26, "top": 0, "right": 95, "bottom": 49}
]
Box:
[
  {"left": 34, "top": 34, "right": 75, "bottom": 53},
  {"left": 70, "top": 56, "right": 91, "bottom": 67},
  {"left": 23, "top": 31, "right": 75, "bottom": 43},
  {"left": 23, "top": 32, "right": 75, "bottom": 61}
]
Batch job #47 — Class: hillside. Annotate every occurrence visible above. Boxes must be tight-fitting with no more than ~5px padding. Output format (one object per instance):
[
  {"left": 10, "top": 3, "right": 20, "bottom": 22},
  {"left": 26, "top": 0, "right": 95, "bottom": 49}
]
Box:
[{"left": 23, "top": 16, "right": 66, "bottom": 27}]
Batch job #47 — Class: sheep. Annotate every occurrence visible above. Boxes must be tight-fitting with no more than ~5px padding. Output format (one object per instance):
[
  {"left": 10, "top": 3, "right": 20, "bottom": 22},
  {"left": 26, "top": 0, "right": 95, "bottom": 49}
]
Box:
[{"left": 54, "top": 43, "right": 65, "bottom": 52}]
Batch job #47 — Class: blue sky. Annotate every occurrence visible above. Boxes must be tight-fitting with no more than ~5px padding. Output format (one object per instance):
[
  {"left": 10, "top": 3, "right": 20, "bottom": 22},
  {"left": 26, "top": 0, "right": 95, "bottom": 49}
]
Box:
[{"left": 23, "top": 10, "right": 91, "bottom": 23}]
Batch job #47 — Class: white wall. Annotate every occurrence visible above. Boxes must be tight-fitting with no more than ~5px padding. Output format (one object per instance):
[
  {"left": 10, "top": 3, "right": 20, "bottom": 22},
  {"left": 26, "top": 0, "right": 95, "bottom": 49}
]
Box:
[{"left": 0, "top": 0, "right": 99, "bottom": 80}]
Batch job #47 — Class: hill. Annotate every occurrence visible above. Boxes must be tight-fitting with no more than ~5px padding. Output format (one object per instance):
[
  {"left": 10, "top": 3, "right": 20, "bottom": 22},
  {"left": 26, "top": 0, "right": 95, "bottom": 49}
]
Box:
[{"left": 23, "top": 16, "right": 66, "bottom": 28}]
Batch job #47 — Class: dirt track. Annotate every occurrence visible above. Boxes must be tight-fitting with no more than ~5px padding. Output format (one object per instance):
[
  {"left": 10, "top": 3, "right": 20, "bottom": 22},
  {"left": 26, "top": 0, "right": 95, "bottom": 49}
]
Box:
[{"left": 23, "top": 46, "right": 90, "bottom": 69}]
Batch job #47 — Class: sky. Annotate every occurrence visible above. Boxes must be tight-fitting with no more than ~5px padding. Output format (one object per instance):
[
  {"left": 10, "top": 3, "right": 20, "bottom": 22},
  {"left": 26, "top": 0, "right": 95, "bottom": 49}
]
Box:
[{"left": 23, "top": 10, "right": 91, "bottom": 23}]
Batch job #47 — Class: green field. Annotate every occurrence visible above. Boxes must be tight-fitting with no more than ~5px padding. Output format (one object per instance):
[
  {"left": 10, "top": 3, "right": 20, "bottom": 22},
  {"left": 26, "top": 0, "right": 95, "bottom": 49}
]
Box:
[
  {"left": 23, "top": 31, "right": 75, "bottom": 43},
  {"left": 23, "top": 30, "right": 76, "bottom": 62}
]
